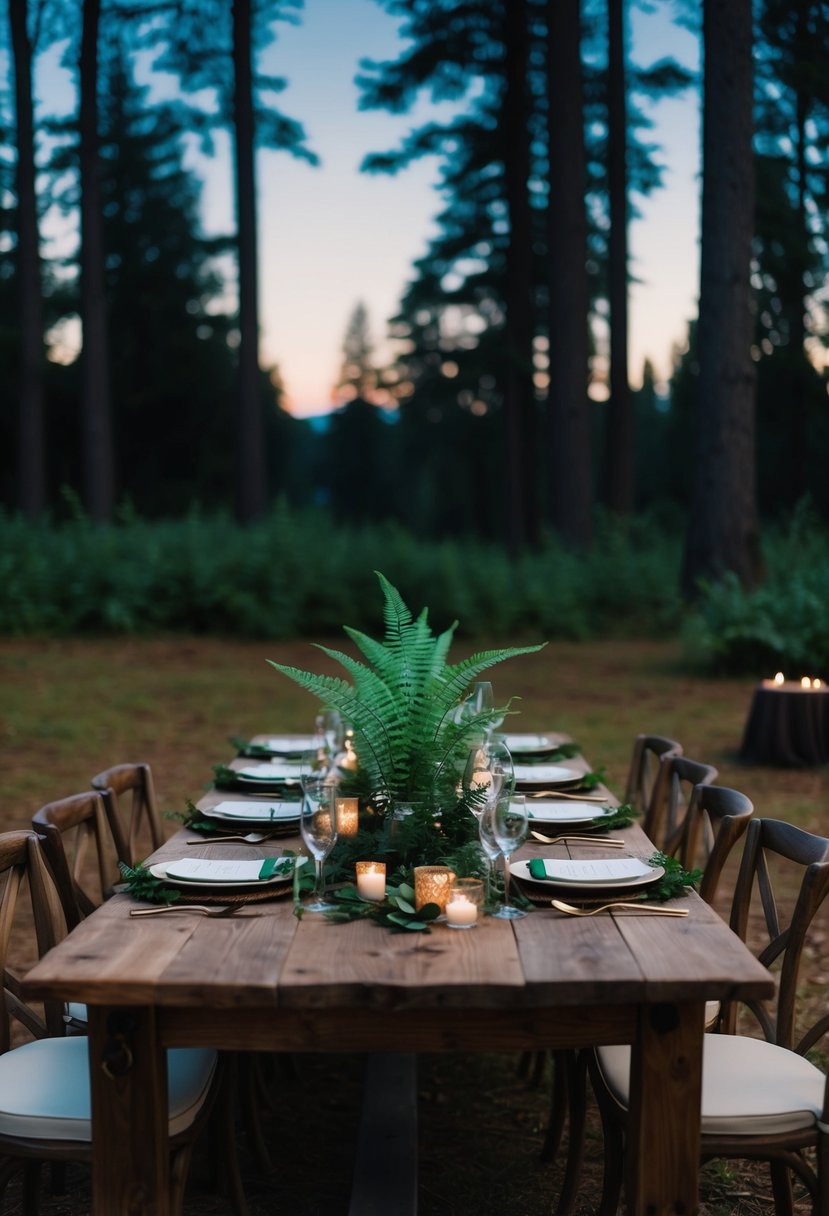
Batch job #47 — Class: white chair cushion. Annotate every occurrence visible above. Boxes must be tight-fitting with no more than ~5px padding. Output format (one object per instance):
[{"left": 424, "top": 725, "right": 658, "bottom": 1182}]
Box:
[
  {"left": 597, "top": 1034, "right": 826, "bottom": 1136},
  {"left": 0, "top": 1036, "right": 216, "bottom": 1142}
]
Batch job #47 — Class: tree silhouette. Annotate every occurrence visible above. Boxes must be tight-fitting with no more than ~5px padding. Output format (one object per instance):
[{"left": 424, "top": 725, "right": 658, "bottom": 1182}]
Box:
[{"left": 682, "top": 0, "right": 761, "bottom": 595}]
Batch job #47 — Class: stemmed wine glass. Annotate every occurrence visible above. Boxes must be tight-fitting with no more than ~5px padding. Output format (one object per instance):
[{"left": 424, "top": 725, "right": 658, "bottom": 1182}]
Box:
[
  {"left": 472, "top": 681, "right": 505, "bottom": 739},
  {"left": 300, "top": 779, "right": 339, "bottom": 911},
  {"left": 477, "top": 801, "right": 503, "bottom": 907},
  {"left": 490, "top": 793, "right": 529, "bottom": 920},
  {"left": 315, "top": 708, "right": 344, "bottom": 755},
  {"left": 462, "top": 736, "right": 514, "bottom": 810}
]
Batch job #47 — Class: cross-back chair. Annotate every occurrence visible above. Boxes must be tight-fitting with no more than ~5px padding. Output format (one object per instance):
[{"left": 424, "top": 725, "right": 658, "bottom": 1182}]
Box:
[
  {"left": 588, "top": 817, "right": 829, "bottom": 1216},
  {"left": 90, "top": 761, "right": 165, "bottom": 868},
  {"left": 30, "top": 792, "right": 120, "bottom": 932},
  {"left": 642, "top": 752, "right": 718, "bottom": 854},
  {"left": 550, "top": 783, "right": 755, "bottom": 1215},
  {"left": 0, "top": 829, "right": 230, "bottom": 1216},
  {"left": 623, "top": 733, "right": 683, "bottom": 815}
]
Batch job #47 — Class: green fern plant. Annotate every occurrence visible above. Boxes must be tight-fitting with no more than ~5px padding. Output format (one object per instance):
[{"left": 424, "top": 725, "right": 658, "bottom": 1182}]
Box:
[{"left": 268, "top": 571, "right": 545, "bottom": 814}]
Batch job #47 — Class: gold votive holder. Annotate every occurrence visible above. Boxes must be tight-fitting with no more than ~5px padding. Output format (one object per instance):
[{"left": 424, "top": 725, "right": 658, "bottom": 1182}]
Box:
[
  {"left": 413, "top": 865, "right": 456, "bottom": 913},
  {"left": 445, "top": 878, "right": 484, "bottom": 929},
  {"left": 336, "top": 797, "right": 360, "bottom": 836},
  {"left": 355, "top": 861, "right": 386, "bottom": 901}
]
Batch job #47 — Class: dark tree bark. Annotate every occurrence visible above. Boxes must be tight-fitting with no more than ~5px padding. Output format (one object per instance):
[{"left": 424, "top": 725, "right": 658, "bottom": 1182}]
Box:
[
  {"left": 503, "top": 0, "right": 536, "bottom": 553},
  {"left": 9, "top": 0, "right": 46, "bottom": 518},
  {"left": 682, "top": 0, "right": 761, "bottom": 596},
  {"left": 547, "top": 0, "right": 592, "bottom": 550},
  {"left": 232, "top": 0, "right": 267, "bottom": 523},
  {"left": 79, "top": 0, "right": 115, "bottom": 522},
  {"left": 603, "top": 0, "right": 633, "bottom": 514}
]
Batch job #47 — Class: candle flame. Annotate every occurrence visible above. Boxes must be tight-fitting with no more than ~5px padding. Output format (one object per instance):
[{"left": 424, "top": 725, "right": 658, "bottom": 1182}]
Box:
[{"left": 774, "top": 672, "right": 785, "bottom": 685}]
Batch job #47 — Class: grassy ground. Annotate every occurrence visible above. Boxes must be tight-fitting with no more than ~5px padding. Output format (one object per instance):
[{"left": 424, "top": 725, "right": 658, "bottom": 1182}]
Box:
[{"left": 0, "top": 635, "right": 825, "bottom": 1215}]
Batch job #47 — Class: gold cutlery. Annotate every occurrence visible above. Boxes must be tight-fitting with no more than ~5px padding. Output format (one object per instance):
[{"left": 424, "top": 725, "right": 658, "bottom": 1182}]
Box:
[
  {"left": 187, "top": 832, "right": 278, "bottom": 844},
  {"left": 526, "top": 789, "right": 608, "bottom": 801},
  {"left": 129, "top": 904, "right": 243, "bottom": 918},
  {"left": 529, "top": 830, "right": 625, "bottom": 847},
  {"left": 551, "top": 898, "right": 688, "bottom": 918}
]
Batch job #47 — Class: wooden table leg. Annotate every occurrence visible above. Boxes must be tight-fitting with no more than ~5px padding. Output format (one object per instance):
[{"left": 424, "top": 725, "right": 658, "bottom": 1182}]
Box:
[
  {"left": 87, "top": 1006, "right": 170, "bottom": 1215},
  {"left": 625, "top": 1001, "right": 704, "bottom": 1216}
]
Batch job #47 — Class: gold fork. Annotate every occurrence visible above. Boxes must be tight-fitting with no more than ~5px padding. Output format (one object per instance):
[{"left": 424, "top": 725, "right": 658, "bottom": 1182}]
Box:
[
  {"left": 129, "top": 904, "right": 242, "bottom": 918},
  {"left": 529, "top": 830, "right": 625, "bottom": 847},
  {"left": 551, "top": 898, "right": 688, "bottom": 918}
]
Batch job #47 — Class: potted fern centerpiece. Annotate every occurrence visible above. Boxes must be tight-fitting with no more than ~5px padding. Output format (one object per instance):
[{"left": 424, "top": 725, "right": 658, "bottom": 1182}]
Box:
[{"left": 268, "top": 572, "right": 545, "bottom": 872}]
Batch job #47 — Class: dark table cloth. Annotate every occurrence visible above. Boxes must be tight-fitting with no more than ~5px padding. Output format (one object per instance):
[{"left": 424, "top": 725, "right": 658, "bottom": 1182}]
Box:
[{"left": 739, "top": 679, "right": 829, "bottom": 767}]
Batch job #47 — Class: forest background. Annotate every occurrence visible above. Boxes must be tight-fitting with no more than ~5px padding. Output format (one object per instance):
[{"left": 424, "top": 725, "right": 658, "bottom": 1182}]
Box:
[{"left": 1, "top": 0, "right": 828, "bottom": 671}]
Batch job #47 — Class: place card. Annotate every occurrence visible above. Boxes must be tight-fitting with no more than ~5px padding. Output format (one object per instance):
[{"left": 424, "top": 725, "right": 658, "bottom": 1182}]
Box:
[
  {"left": 164, "top": 858, "right": 289, "bottom": 884},
  {"left": 529, "top": 857, "right": 652, "bottom": 884}
]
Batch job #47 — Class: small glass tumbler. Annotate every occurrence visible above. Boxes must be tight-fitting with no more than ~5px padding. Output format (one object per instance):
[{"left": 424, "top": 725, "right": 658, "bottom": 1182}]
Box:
[
  {"left": 413, "top": 865, "right": 456, "bottom": 913},
  {"left": 445, "top": 878, "right": 484, "bottom": 929}
]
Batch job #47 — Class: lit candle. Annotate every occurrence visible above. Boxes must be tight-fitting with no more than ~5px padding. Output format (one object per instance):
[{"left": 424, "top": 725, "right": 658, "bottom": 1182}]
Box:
[
  {"left": 336, "top": 797, "right": 359, "bottom": 836},
  {"left": 445, "top": 877, "right": 484, "bottom": 929},
  {"left": 774, "top": 672, "right": 785, "bottom": 685},
  {"left": 814, "top": 679, "right": 823, "bottom": 689},
  {"left": 801, "top": 676, "right": 811, "bottom": 689},
  {"left": 446, "top": 894, "right": 478, "bottom": 927},
  {"left": 356, "top": 861, "right": 386, "bottom": 901}
]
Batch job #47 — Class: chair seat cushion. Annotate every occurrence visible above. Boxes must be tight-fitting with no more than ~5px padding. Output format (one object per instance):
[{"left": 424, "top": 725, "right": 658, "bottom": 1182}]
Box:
[
  {"left": 597, "top": 1034, "right": 825, "bottom": 1136},
  {"left": 0, "top": 1036, "right": 216, "bottom": 1142}
]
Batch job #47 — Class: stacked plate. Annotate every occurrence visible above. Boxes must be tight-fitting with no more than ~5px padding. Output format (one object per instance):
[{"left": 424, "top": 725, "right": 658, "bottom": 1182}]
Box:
[{"left": 514, "top": 856, "right": 664, "bottom": 893}]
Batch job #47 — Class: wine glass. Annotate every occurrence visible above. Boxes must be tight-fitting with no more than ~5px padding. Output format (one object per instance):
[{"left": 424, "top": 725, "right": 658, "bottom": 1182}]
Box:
[
  {"left": 477, "top": 801, "right": 503, "bottom": 907},
  {"left": 315, "top": 707, "right": 345, "bottom": 753},
  {"left": 462, "top": 737, "right": 514, "bottom": 811},
  {"left": 299, "top": 747, "right": 331, "bottom": 789},
  {"left": 472, "top": 681, "right": 505, "bottom": 739},
  {"left": 491, "top": 793, "right": 529, "bottom": 920},
  {"left": 300, "top": 779, "right": 339, "bottom": 911}
]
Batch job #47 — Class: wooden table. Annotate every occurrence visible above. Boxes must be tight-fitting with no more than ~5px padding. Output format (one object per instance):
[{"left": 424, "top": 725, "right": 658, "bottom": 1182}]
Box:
[{"left": 23, "top": 756, "right": 773, "bottom": 1216}]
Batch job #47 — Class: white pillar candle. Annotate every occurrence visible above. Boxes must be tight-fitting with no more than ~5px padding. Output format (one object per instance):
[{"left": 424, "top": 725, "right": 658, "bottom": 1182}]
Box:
[
  {"left": 445, "top": 894, "right": 478, "bottom": 927},
  {"left": 356, "top": 862, "right": 386, "bottom": 901}
]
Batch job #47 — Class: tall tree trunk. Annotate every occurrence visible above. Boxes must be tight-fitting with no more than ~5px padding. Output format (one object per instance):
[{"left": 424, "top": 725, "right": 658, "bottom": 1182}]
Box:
[
  {"left": 9, "top": 0, "right": 46, "bottom": 518},
  {"left": 786, "top": 3, "right": 809, "bottom": 505},
  {"left": 682, "top": 0, "right": 760, "bottom": 596},
  {"left": 232, "top": 0, "right": 267, "bottom": 523},
  {"left": 503, "top": 0, "right": 536, "bottom": 553},
  {"left": 603, "top": 0, "right": 633, "bottom": 514},
  {"left": 79, "top": 0, "right": 114, "bottom": 522},
  {"left": 547, "top": 0, "right": 592, "bottom": 550}
]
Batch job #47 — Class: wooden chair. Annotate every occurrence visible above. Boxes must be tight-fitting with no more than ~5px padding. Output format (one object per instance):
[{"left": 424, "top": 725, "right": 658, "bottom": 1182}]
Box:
[
  {"left": 551, "top": 784, "right": 754, "bottom": 1215},
  {"left": 588, "top": 817, "right": 829, "bottom": 1216},
  {"left": 30, "top": 797, "right": 248, "bottom": 1213},
  {"left": 0, "top": 830, "right": 230, "bottom": 1216},
  {"left": 642, "top": 752, "right": 718, "bottom": 853},
  {"left": 31, "top": 792, "right": 120, "bottom": 931},
  {"left": 90, "top": 761, "right": 165, "bottom": 867},
  {"left": 623, "top": 733, "right": 683, "bottom": 815}
]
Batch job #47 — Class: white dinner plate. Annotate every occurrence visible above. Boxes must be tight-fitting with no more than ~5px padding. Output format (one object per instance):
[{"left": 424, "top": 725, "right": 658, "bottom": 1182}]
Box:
[
  {"left": 150, "top": 857, "right": 299, "bottom": 891},
  {"left": 258, "top": 735, "right": 320, "bottom": 754},
  {"left": 514, "top": 763, "right": 584, "bottom": 786},
  {"left": 500, "top": 733, "right": 556, "bottom": 754},
  {"left": 513, "top": 857, "right": 664, "bottom": 892},
  {"left": 203, "top": 801, "right": 301, "bottom": 824},
  {"left": 527, "top": 801, "right": 613, "bottom": 825},
  {"left": 236, "top": 762, "right": 304, "bottom": 780}
]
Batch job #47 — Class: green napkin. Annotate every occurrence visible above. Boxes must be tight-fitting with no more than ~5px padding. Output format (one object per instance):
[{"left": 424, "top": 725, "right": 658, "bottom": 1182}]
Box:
[
  {"left": 258, "top": 857, "right": 280, "bottom": 880},
  {"left": 528, "top": 858, "right": 549, "bottom": 880}
]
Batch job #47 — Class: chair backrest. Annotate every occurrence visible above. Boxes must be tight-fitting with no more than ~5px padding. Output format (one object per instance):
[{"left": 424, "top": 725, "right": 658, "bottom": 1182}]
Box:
[
  {"left": 724, "top": 817, "right": 829, "bottom": 1053},
  {"left": 666, "top": 783, "right": 753, "bottom": 906},
  {"left": 90, "top": 761, "right": 164, "bottom": 867},
  {"left": 31, "top": 791, "right": 120, "bottom": 931},
  {"left": 0, "top": 831, "right": 67, "bottom": 1047},
  {"left": 643, "top": 753, "right": 718, "bottom": 853},
  {"left": 623, "top": 734, "right": 683, "bottom": 815}
]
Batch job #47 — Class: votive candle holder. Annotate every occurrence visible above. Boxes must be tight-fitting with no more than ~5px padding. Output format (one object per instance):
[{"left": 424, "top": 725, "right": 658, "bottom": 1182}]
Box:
[
  {"left": 445, "top": 878, "right": 484, "bottom": 929},
  {"left": 336, "top": 797, "right": 360, "bottom": 836},
  {"left": 355, "top": 861, "right": 386, "bottom": 901},
  {"left": 413, "top": 865, "right": 456, "bottom": 913}
]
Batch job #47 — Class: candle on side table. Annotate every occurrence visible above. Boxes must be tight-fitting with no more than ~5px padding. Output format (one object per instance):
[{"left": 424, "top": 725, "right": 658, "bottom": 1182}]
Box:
[{"left": 356, "top": 861, "right": 386, "bottom": 901}]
